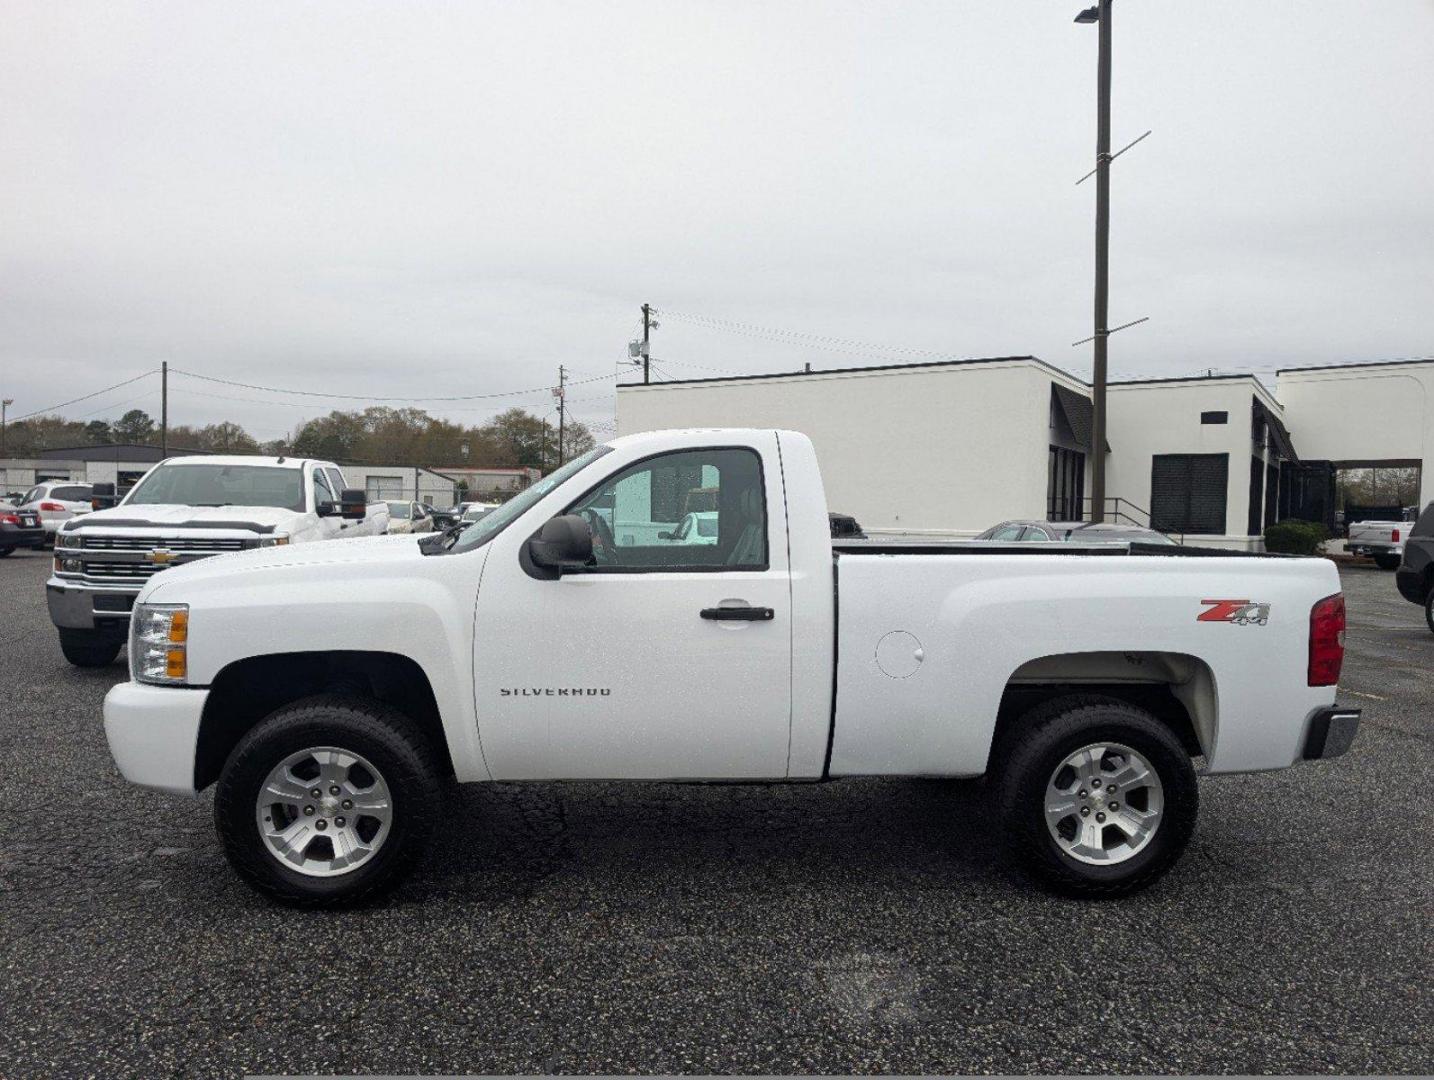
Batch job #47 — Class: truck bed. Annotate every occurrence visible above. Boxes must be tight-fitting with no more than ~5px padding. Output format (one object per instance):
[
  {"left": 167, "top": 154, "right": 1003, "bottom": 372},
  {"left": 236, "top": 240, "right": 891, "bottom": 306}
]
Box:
[{"left": 833, "top": 539, "right": 1283, "bottom": 558}]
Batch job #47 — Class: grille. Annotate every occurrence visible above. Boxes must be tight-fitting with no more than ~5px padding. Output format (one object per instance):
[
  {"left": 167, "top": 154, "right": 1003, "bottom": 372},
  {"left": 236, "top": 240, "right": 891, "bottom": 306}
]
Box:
[
  {"left": 81, "top": 562, "right": 164, "bottom": 581},
  {"left": 78, "top": 536, "right": 249, "bottom": 552}
]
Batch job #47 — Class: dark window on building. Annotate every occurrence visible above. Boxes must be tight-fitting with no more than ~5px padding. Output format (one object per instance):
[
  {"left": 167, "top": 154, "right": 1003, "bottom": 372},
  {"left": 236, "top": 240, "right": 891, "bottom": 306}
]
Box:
[
  {"left": 1048, "top": 446, "right": 1085, "bottom": 520},
  {"left": 1151, "top": 453, "right": 1229, "bottom": 535},
  {"left": 1200, "top": 411, "right": 1228, "bottom": 425},
  {"left": 1248, "top": 456, "right": 1265, "bottom": 536},
  {"left": 1264, "top": 459, "right": 1278, "bottom": 530}
]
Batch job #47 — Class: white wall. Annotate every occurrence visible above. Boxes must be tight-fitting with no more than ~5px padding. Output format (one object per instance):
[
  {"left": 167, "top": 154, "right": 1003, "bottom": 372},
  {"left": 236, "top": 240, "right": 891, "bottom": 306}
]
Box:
[
  {"left": 1104, "top": 378, "right": 1279, "bottom": 549},
  {"left": 341, "top": 465, "right": 456, "bottom": 505},
  {"left": 1277, "top": 361, "right": 1433, "bottom": 508},
  {"left": 617, "top": 359, "right": 1080, "bottom": 536}
]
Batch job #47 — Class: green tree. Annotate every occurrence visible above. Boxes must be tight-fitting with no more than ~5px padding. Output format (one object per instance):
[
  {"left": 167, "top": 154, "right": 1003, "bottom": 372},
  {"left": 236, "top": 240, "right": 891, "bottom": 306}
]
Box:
[
  {"left": 111, "top": 409, "right": 156, "bottom": 444},
  {"left": 84, "top": 420, "right": 113, "bottom": 445}
]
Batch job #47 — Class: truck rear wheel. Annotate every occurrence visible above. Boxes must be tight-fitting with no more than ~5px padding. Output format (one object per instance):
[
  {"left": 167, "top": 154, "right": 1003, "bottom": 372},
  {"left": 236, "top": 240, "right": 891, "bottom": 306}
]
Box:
[
  {"left": 1425, "top": 589, "right": 1434, "bottom": 635},
  {"left": 996, "top": 700, "right": 1198, "bottom": 897},
  {"left": 58, "top": 628, "right": 122, "bottom": 667},
  {"left": 214, "top": 695, "right": 442, "bottom": 907},
  {"left": 1374, "top": 553, "right": 1402, "bottom": 571}
]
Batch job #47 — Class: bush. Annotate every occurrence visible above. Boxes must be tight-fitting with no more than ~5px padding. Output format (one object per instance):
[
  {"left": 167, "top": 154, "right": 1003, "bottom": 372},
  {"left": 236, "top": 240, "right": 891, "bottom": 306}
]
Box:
[{"left": 1264, "top": 519, "right": 1329, "bottom": 555}]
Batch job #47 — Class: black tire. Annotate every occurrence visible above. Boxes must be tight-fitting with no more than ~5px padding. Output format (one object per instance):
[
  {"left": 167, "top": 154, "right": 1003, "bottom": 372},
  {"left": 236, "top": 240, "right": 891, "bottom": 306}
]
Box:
[
  {"left": 0, "top": 546, "right": 13, "bottom": 557},
  {"left": 1425, "top": 588, "right": 1434, "bottom": 636},
  {"left": 58, "top": 628, "right": 122, "bottom": 667},
  {"left": 1374, "top": 553, "right": 1402, "bottom": 571},
  {"left": 995, "top": 699, "right": 1198, "bottom": 898},
  {"left": 214, "top": 694, "right": 442, "bottom": 907}
]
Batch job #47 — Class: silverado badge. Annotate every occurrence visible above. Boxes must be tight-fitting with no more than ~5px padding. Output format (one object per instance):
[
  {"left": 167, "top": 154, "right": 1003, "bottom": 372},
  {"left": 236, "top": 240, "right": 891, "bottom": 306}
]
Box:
[{"left": 147, "top": 548, "right": 176, "bottom": 565}]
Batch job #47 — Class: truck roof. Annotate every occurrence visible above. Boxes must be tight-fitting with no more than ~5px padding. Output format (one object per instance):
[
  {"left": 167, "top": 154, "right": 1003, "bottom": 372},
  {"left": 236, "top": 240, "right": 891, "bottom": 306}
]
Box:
[{"left": 151, "top": 454, "right": 319, "bottom": 470}]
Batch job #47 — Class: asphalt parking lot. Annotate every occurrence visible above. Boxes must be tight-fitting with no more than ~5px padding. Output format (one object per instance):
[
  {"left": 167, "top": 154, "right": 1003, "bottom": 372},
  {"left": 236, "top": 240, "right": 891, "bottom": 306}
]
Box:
[{"left": 0, "top": 552, "right": 1430, "bottom": 1078}]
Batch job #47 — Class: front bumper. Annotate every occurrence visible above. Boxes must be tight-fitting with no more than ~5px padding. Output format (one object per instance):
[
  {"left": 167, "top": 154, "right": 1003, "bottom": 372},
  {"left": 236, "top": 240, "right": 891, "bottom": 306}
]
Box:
[
  {"left": 1302, "top": 706, "right": 1361, "bottom": 760},
  {"left": 47, "top": 577, "right": 139, "bottom": 632},
  {"left": 104, "top": 681, "right": 209, "bottom": 795}
]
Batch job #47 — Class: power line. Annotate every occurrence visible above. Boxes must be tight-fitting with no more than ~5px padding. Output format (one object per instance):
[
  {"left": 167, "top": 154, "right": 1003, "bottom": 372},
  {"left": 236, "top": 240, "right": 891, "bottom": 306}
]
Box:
[
  {"left": 169, "top": 367, "right": 614, "bottom": 403},
  {"left": 7, "top": 370, "right": 159, "bottom": 424}
]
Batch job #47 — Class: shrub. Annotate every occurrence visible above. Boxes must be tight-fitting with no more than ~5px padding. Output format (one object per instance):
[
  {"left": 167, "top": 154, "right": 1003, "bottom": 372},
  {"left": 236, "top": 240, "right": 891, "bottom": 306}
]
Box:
[{"left": 1264, "top": 519, "right": 1329, "bottom": 555}]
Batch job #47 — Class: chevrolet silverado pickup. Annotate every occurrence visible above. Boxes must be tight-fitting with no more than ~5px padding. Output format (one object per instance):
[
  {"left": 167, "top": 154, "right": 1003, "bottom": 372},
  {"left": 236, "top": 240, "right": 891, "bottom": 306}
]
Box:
[
  {"left": 101, "top": 429, "right": 1360, "bottom": 905},
  {"left": 49, "top": 455, "right": 388, "bottom": 668}
]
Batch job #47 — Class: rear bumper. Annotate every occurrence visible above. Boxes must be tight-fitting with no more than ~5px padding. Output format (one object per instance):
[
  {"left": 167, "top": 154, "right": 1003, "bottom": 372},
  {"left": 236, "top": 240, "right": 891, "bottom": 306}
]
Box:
[
  {"left": 1301, "top": 706, "right": 1361, "bottom": 760},
  {"left": 103, "top": 681, "right": 209, "bottom": 795},
  {"left": 1344, "top": 542, "right": 1398, "bottom": 555},
  {"left": 1395, "top": 567, "right": 1425, "bottom": 605},
  {"left": 0, "top": 525, "right": 45, "bottom": 548}
]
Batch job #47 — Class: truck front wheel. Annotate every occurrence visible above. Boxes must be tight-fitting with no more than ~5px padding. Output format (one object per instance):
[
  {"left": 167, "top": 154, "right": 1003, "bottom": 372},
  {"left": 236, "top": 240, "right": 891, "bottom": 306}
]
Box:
[
  {"left": 996, "top": 700, "right": 1198, "bottom": 897},
  {"left": 214, "top": 695, "right": 442, "bottom": 907},
  {"left": 58, "top": 628, "right": 122, "bottom": 667}
]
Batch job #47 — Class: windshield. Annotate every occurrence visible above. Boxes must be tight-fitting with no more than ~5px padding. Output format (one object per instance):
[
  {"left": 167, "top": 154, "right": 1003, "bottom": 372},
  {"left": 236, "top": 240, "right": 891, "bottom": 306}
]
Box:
[
  {"left": 125, "top": 464, "right": 305, "bottom": 512},
  {"left": 385, "top": 501, "right": 412, "bottom": 519},
  {"left": 444, "top": 445, "right": 612, "bottom": 553}
]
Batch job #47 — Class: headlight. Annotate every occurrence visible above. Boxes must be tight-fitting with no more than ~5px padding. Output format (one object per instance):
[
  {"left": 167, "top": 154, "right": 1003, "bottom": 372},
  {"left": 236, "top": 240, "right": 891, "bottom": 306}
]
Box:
[
  {"left": 53, "top": 555, "right": 81, "bottom": 574},
  {"left": 258, "top": 535, "right": 290, "bottom": 547},
  {"left": 132, "top": 603, "right": 189, "bottom": 685}
]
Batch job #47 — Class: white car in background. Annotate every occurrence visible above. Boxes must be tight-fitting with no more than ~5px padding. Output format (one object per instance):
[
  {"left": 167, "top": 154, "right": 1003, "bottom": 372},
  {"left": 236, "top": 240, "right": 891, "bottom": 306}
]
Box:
[
  {"left": 18, "top": 481, "right": 94, "bottom": 543},
  {"left": 660, "top": 510, "right": 720, "bottom": 544},
  {"left": 384, "top": 500, "right": 435, "bottom": 534}
]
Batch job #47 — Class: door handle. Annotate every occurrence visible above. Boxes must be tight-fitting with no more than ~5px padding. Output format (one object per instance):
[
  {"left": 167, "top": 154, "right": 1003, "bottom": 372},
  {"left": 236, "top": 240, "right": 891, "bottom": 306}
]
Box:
[{"left": 700, "top": 606, "right": 774, "bottom": 621}]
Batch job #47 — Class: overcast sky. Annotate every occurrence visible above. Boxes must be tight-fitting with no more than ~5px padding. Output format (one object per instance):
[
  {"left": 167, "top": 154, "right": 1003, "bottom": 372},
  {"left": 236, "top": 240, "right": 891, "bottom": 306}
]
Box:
[{"left": 2, "top": 1, "right": 1431, "bottom": 443}]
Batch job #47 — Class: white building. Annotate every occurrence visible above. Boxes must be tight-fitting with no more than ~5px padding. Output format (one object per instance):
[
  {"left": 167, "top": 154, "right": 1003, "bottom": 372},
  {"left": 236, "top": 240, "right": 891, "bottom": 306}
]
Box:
[
  {"left": 1277, "top": 359, "right": 1434, "bottom": 509},
  {"left": 616, "top": 355, "right": 1424, "bottom": 550}
]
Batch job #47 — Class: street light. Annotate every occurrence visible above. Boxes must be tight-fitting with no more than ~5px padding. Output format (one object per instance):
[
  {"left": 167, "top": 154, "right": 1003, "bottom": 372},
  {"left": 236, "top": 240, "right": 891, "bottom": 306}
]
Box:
[{"left": 1077, "top": 0, "right": 1112, "bottom": 523}]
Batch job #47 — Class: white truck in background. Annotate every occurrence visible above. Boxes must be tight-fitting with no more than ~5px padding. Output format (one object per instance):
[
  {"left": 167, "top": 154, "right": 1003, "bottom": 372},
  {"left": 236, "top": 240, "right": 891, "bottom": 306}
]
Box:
[
  {"left": 1345, "top": 514, "right": 1416, "bottom": 570},
  {"left": 48, "top": 455, "right": 390, "bottom": 667},
  {"left": 101, "top": 429, "right": 1359, "bottom": 906}
]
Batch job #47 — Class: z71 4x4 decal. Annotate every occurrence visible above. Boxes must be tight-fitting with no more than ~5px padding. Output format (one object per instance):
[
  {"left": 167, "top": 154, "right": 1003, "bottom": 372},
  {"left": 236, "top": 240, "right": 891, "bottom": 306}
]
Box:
[{"left": 1198, "top": 599, "right": 1271, "bottom": 625}]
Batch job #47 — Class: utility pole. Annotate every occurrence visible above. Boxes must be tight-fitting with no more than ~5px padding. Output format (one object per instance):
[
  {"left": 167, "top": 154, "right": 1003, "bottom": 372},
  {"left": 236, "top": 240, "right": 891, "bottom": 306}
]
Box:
[
  {"left": 642, "top": 303, "right": 652, "bottom": 385},
  {"left": 555, "top": 365, "right": 567, "bottom": 465},
  {"left": 160, "top": 361, "right": 169, "bottom": 458},
  {"left": 1087, "top": 0, "right": 1112, "bottom": 523},
  {"left": 1, "top": 398, "right": 11, "bottom": 457}
]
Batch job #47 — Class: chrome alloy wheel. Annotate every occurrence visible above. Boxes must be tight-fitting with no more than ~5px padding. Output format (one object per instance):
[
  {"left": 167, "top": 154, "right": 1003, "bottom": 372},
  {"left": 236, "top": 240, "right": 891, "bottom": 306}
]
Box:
[
  {"left": 255, "top": 747, "right": 393, "bottom": 877},
  {"left": 1044, "top": 742, "right": 1164, "bottom": 866}
]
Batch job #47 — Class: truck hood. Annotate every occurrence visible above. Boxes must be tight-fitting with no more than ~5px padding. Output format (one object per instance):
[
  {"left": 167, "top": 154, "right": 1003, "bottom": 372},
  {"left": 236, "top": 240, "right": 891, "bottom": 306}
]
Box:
[
  {"left": 142, "top": 533, "right": 426, "bottom": 596},
  {"left": 69, "top": 503, "right": 302, "bottom": 534}
]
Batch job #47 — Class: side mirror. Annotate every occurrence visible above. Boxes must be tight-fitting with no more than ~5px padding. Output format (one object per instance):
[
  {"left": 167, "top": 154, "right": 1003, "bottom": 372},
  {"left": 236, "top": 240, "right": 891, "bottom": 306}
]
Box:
[
  {"left": 339, "top": 488, "right": 367, "bottom": 520},
  {"left": 527, "top": 514, "right": 594, "bottom": 573},
  {"left": 91, "top": 482, "right": 117, "bottom": 510}
]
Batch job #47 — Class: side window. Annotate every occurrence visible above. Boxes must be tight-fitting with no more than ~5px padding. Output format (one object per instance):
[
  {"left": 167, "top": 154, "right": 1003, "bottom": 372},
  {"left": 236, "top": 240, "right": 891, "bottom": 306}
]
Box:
[
  {"left": 989, "top": 524, "right": 1025, "bottom": 542},
  {"left": 566, "top": 448, "right": 767, "bottom": 570},
  {"left": 312, "top": 468, "right": 336, "bottom": 506}
]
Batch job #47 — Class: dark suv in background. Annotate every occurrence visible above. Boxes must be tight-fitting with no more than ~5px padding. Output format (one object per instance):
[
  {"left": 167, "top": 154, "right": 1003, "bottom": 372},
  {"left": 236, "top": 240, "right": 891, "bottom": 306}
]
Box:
[{"left": 1394, "top": 502, "right": 1434, "bottom": 633}]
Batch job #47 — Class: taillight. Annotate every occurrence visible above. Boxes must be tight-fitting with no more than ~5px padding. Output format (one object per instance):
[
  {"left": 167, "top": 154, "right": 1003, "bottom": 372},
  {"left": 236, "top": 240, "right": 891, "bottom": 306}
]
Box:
[
  {"left": 0, "top": 513, "right": 18, "bottom": 525},
  {"left": 39, "top": 501, "right": 64, "bottom": 512},
  {"left": 1391, "top": 528, "right": 1400, "bottom": 543},
  {"left": 1308, "top": 593, "right": 1346, "bottom": 687}
]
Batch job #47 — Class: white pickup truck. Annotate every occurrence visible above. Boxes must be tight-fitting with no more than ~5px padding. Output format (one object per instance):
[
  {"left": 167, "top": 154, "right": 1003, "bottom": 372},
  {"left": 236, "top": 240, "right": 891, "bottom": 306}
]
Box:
[
  {"left": 101, "top": 429, "right": 1360, "bottom": 906},
  {"left": 1345, "top": 516, "right": 1415, "bottom": 570},
  {"left": 49, "top": 455, "right": 389, "bottom": 668}
]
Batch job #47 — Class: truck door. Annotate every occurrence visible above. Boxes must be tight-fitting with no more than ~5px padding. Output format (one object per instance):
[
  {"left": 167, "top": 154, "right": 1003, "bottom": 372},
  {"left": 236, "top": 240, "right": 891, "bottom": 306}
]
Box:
[{"left": 472, "top": 439, "right": 794, "bottom": 780}]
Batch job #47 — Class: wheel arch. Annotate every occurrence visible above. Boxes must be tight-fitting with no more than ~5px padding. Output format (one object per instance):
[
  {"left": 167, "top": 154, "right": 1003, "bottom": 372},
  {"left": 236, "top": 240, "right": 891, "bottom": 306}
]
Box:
[
  {"left": 988, "top": 650, "right": 1218, "bottom": 769},
  {"left": 194, "top": 651, "right": 455, "bottom": 791}
]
